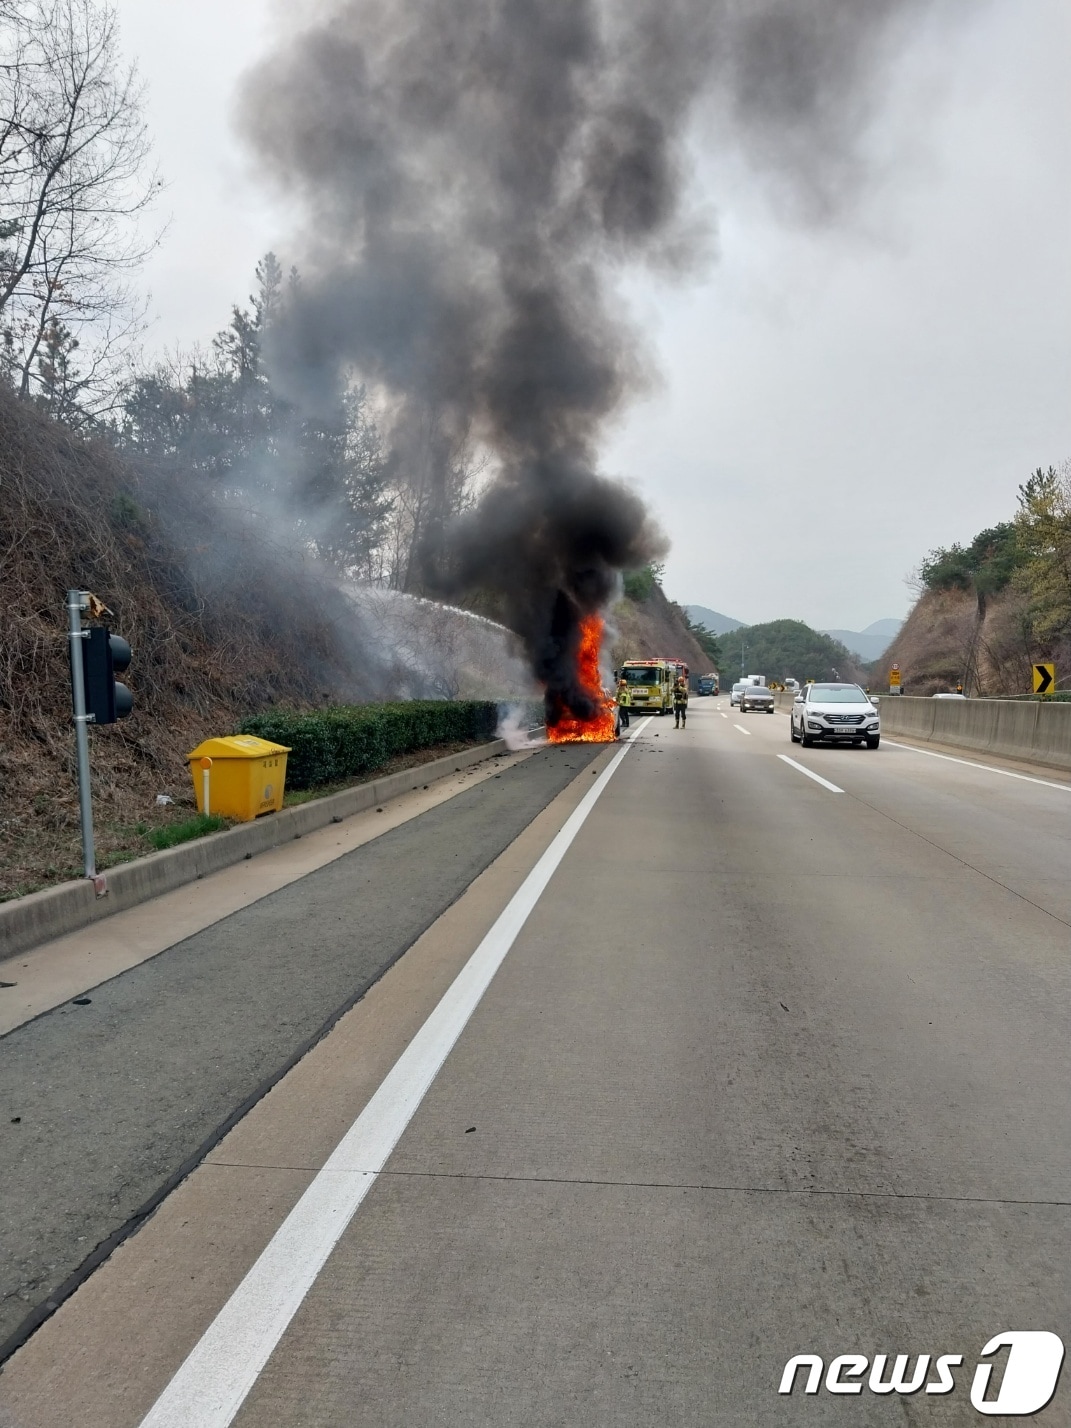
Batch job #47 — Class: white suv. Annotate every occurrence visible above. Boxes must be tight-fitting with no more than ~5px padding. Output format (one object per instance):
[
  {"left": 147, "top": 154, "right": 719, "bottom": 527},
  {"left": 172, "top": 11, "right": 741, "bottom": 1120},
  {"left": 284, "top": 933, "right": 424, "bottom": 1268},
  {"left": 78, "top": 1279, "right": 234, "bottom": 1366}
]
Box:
[{"left": 790, "top": 683, "right": 880, "bottom": 749}]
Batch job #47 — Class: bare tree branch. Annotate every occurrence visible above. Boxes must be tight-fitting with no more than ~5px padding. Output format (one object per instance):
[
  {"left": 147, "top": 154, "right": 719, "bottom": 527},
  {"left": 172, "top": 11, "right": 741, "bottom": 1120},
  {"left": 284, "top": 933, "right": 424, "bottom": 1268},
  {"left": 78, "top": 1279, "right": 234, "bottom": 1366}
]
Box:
[{"left": 0, "top": 0, "right": 160, "bottom": 419}]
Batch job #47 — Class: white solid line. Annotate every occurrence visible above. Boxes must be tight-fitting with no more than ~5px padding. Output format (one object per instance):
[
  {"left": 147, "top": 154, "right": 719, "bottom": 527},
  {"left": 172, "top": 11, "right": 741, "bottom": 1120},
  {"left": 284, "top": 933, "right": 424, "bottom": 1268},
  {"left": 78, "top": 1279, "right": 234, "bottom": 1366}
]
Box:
[
  {"left": 778, "top": 754, "right": 844, "bottom": 793},
  {"left": 139, "top": 735, "right": 640, "bottom": 1428},
  {"left": 884, "top": 739, "right": 1071, "bottom": 792},
  {"left": 734, "top": 724, "right": 752, "bottom": 736}
]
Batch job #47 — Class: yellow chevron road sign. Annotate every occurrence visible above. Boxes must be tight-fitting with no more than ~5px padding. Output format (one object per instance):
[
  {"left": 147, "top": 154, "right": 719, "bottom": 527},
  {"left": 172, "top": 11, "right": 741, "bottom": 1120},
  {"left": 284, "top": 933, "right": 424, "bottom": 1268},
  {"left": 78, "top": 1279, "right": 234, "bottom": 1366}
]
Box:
[{"left": 1033, "top": 663, "right": 1055, "bottom": 696}]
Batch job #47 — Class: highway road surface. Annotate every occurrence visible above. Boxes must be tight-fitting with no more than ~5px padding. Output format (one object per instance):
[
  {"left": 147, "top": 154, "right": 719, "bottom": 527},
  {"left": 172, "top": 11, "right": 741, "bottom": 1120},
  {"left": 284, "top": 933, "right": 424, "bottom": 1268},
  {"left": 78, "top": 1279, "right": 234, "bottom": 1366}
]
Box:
[{"left": 1, "top": 701, "right": 1069, "bottom": 1425}]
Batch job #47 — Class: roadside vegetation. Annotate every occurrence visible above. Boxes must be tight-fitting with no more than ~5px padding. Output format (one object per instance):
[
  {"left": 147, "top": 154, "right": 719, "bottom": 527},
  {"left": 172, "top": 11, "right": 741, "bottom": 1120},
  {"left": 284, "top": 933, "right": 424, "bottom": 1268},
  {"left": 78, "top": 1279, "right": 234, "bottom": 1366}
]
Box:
[
  {"left": 888, "top": 465, "right": 1071, "bottom": 696},
  {"left": 239, "top": 701, "right": 501, "bottom": 789}
]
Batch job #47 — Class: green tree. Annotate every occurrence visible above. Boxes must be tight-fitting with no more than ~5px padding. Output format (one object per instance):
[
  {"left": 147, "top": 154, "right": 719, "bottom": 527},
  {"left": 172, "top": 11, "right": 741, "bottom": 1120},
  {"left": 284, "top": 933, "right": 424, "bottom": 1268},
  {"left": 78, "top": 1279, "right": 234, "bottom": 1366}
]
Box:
[
  {"left": 120, "top": 255, "right": 394, "bottom": 577},
  {"left": 1015, "top": 465, "right": 1071, "bottom": 642},
  {"left": 622, "top": 563, "right": 663, "bottom": 602},
  {"left": 919, "top": 522, "right": 1021, "bottom": 619},
  {"left": 718, "top": 620, "right": 860, "bottom": 683}
]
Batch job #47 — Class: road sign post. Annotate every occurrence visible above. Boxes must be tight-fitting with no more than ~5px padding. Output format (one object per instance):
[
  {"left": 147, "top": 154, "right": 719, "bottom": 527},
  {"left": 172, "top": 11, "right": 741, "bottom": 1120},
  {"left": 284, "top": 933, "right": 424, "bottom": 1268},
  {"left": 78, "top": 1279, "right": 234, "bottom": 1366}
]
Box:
[
  {"left": 67, "top": 589, "right": 133, "bottom": 892},
  {"left": 1033, "top": 663, "right": 1055, "bottom": 696},
  {"left": 888, "top": 663, "right": 901, "bottom": 695},
  {"left": 67, "top": 590, "right": 97, "bottom": 881}
]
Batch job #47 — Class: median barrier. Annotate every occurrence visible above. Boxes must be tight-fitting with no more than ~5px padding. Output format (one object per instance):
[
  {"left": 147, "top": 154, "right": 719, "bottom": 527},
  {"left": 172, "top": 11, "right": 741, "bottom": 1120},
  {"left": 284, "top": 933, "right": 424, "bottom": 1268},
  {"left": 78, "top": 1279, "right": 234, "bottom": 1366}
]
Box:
[
  {"left": 932, "top": 696, "right": 1001, "bottom": 755},
  {"left": 1034, "top": 701, "right": 1071, "bottom": 767},
  {"left": 879, "top": 696, "right": 1071, "bottom": 774},
  {"left": 992, "top": 699, "right": 1040, "bottom": 757},
  {"left": 878, "top": 696, "right": 937, "bottom": 741},
  {"left": 0, "top": 737, "right": 511, "bottom": 964}
]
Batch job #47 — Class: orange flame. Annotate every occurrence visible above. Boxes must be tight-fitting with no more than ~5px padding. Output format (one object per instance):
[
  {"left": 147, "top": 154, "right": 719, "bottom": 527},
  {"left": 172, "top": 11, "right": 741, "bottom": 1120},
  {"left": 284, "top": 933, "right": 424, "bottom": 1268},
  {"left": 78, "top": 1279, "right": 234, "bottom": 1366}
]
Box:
[{"left": 546, "top": 614, "right": 618, "bottom": 743}]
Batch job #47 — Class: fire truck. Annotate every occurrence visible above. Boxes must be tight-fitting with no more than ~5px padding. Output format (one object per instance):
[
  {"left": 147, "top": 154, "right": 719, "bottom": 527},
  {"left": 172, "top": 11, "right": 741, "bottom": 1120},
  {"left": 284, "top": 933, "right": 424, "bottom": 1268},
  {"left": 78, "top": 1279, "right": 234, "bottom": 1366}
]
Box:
[{"left": 617, "top": 658, "right": 675, "bottom": 715}]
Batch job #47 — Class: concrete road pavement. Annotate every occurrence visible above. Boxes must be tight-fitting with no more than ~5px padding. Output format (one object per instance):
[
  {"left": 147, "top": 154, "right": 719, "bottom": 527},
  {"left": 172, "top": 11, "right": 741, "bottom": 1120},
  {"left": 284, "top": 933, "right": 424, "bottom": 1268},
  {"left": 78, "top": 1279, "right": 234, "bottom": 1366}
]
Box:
[
  {"left": 2, "top": 702, "right": 1068, "bottom": 1424},
  {"left": 0, "top": 745, "right": 602, "bottom": 1360}
]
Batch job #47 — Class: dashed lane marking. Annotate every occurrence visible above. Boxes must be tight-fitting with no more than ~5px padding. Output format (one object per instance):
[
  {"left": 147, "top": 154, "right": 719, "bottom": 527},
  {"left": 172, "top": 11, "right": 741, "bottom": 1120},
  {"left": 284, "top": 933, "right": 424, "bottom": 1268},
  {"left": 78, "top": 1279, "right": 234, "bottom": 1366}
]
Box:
[
  {"left": 778, "top": 754, "right": 844, "bottom": 794},
  {"left": 734, "top": 724, "right": 752, "bottom": 736}
]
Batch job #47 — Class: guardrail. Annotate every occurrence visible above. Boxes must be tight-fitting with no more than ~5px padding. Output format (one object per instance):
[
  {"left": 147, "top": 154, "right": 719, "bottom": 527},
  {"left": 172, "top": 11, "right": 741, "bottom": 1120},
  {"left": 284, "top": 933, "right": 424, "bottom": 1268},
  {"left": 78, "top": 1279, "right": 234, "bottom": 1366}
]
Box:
[{"left": 774, "top": 692, "right": 1071, "bottom": 773}]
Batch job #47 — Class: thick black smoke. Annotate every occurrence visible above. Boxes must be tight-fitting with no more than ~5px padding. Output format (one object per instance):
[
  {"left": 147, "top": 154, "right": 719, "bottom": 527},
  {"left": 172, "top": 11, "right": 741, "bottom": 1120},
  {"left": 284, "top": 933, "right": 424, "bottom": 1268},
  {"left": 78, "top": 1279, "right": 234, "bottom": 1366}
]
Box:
[{"left": 239, "top": 0, "right": 929, "bottom": 723}]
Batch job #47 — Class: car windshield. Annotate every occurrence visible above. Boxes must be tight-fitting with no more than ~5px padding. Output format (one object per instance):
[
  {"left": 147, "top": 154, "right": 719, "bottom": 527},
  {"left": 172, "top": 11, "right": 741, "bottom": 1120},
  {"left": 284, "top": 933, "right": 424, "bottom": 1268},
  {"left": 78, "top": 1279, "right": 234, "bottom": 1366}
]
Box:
[
  {"left": 810, "top": 685, "right": 868, "bottom": 703},
  {"left": 622, "top": 667, "right": 659, "bottom": 685}
]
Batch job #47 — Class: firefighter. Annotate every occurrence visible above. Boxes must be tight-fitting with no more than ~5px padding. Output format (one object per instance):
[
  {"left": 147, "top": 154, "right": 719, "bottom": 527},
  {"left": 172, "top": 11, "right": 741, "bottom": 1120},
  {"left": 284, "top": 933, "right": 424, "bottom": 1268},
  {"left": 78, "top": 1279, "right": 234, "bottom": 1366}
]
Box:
[
  {"left": 673, "top": 675, "right": 688, "bottom": 728},
  {"left": 617, "top": 678, "right": 631, "bottom": 728}
]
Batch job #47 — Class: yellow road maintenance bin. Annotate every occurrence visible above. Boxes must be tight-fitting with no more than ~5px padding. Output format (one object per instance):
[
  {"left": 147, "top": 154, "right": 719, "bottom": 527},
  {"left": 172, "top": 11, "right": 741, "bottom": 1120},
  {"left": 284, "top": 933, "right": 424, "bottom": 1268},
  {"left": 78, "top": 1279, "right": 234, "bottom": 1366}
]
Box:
[{"left": 187, "top": 736, "right": 291, "bottom": 821}]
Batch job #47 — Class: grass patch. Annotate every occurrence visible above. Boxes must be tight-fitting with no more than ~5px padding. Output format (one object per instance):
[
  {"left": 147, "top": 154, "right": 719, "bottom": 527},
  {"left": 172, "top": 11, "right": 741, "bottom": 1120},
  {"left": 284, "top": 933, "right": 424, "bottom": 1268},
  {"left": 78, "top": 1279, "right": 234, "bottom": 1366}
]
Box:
[{"left": 143, "top": 813, "right": 229, "bottom": 850}]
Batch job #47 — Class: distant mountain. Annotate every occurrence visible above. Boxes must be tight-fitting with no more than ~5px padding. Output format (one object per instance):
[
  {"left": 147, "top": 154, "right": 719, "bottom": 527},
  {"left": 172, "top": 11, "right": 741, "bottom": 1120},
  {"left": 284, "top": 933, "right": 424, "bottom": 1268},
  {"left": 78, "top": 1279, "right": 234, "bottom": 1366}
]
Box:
[
  {"left": 821, "top": 618, "right": 903, "bottom": 663},
  {"left": 685, "top": 604, "right": 746, "bottom": 636}
]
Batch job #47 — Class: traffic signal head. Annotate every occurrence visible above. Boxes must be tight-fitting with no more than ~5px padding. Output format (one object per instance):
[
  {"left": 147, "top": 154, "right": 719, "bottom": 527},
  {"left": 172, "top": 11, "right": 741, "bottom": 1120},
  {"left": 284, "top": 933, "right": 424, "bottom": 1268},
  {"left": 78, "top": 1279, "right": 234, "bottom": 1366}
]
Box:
[{"left": 81, "top": 626, "right": 132, "bottom": 724}]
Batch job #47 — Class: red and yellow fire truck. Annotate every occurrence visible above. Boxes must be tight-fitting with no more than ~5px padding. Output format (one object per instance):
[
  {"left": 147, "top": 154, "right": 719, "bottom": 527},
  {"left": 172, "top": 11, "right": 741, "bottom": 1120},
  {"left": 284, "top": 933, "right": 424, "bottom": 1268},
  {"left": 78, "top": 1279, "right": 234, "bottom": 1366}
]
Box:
[{"left": 616, "top": 658, "right": 675, "bottom": 715}]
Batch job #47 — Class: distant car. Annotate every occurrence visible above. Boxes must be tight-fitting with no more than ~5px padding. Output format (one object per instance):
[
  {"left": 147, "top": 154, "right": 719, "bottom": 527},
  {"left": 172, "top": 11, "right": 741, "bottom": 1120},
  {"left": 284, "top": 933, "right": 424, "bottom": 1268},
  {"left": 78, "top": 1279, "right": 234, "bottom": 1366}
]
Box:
[
  {"left": 740, "top": 685, "right": 775, "bottom": 714},
  {"left": 790, "top": 682, "right": 880, "bottom": 749},
  {"left": 932, "top": 692, "right": 967, "bottom": 699},
  {"left": 730, "top": 682, "right": 745, "bottom": 707}
]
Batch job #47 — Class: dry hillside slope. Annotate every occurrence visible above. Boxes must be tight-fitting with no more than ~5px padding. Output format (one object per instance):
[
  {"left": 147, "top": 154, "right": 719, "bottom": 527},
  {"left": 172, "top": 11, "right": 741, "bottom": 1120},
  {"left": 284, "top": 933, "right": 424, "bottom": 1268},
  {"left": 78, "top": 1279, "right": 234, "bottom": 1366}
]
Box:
[
  {"left": 884, "top": 585, "right": 1060, "bottom": 697},
  {"left": 610, "top": 585, "right": 714, "bottom": 675}
]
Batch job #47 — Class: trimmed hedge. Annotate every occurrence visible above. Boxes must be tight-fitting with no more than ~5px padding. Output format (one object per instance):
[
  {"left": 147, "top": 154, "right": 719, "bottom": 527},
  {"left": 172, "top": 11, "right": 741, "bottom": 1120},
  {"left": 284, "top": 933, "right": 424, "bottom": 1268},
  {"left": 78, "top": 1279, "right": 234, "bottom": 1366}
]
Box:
[{"left": 237, "top": 700, "right": 501, "bottom": 790}]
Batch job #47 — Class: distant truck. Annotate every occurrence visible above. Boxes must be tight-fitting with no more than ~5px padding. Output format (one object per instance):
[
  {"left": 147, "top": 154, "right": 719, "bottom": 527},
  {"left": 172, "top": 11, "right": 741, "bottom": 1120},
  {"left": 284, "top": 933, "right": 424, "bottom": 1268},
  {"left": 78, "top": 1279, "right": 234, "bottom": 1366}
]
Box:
[
  {"left": 744, "top": 674, "right": 766, "bottom": 686},
  {"left": 696, "top": 673, "right": 719, "bottom": 696}
]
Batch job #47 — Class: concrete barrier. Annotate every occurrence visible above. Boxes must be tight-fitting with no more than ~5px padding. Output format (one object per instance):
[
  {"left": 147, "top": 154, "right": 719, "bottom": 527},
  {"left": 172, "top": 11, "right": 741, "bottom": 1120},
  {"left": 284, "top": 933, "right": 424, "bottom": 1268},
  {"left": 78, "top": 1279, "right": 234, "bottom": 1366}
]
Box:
[
  {"left": 0, "top": 738, "right": 511, "bottom": 963},
  {"left": 878, "top": 696, "right": 1070, "bottom": 773}
]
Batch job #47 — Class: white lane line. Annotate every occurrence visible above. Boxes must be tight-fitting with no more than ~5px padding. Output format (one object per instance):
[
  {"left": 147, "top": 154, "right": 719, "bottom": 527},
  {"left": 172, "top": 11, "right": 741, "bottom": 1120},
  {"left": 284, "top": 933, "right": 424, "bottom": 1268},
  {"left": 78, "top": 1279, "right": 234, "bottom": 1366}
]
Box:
[
  {"left": 778, "top": 754, "right": 844, "bottom": 794},
  {"left": 719, "top": 712, "right": 728, "bottom": 719},
  {"left": 885, "top": 739, "right": 1071, "bottom": 792},
  {"left": 734, "top": 723, "right": 752, "bottom": 736},
  {"left": 139, "top": 735, "right": 641, "bottom": 1428}
]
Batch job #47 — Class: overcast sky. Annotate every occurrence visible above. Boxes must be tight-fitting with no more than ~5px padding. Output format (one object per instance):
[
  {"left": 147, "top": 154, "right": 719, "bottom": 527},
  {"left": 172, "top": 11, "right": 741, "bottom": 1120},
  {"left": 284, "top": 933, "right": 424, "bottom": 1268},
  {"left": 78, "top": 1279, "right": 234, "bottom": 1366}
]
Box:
[{"left": 115, "top": 0, "right": 1071, "bottom": 633}]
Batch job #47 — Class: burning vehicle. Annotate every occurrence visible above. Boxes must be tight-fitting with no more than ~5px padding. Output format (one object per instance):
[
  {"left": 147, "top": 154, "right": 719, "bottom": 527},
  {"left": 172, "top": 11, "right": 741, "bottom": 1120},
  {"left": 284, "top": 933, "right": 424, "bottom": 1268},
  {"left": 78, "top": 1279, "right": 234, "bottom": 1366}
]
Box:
[{"left": 545, "top": 613, "right": 621, "bottom": 744}]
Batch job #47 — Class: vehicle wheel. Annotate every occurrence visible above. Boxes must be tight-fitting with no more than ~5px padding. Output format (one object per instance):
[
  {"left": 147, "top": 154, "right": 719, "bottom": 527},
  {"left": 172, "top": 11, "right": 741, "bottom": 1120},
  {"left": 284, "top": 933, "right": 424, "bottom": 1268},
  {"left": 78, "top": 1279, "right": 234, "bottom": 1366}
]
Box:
[
  {"left": 790, "top": 719, "right": 800, "bottom": 743},
  {"left": 767, "top": 707, "right": 774, "bottom": 714},
  {"left": 866, "top": 736, "right": 880, "bottom": 749},
  {"left": 800, "top": 729, "right": 814, "bottom": 748}
]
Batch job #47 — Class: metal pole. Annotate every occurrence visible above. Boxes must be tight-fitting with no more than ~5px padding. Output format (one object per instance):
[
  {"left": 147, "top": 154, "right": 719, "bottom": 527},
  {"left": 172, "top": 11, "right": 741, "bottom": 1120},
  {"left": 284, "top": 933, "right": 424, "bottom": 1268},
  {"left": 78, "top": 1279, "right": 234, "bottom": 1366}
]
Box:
[{"left": 67, "top": 589, "right": 96, "bottom": 879}]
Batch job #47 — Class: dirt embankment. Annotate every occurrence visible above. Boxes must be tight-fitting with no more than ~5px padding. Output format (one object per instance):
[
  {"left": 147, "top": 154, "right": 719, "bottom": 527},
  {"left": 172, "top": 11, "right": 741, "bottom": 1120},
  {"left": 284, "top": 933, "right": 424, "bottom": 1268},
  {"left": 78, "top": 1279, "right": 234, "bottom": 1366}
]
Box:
[
  {"left": 0, "top": 397, "right": 533, "bottom": 898},
  {"left": 885, "top": 585, "right": 1064, "bottom": 697},
  {"left": 609, "top": 585, "right": 714, "bottom": 675},
  {"left": 0, "top": 394, "right": 380, "bottom": 896}
]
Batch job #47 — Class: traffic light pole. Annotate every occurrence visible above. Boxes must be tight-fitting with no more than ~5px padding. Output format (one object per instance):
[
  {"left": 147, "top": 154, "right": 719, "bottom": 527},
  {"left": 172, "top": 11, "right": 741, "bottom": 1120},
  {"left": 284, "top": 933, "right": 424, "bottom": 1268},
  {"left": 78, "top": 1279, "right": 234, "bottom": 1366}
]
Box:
[{"left": 67, "top": 589, "right": 97, "bottom": 880}]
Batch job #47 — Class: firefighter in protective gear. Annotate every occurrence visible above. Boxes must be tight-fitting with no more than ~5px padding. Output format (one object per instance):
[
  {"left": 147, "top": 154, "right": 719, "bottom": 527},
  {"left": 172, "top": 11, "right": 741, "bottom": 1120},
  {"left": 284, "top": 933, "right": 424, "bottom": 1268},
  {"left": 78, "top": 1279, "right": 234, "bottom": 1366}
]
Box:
[
  {"left": 617, "top": 678, "right": 631, "bottom": 728},
  {"left": 673, "top": 676, "right": 688, "bottom": 728}
]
